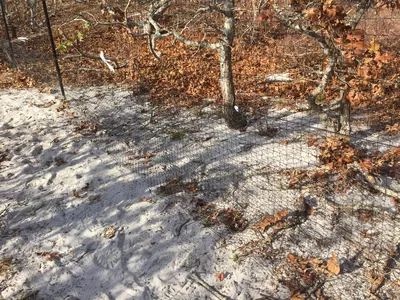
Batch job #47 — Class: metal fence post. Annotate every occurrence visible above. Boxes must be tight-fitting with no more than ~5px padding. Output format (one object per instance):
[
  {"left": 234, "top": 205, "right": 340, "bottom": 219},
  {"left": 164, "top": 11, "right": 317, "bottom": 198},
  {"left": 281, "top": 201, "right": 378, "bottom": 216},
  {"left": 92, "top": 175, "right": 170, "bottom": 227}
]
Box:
[{"left": 42, "top": 0, "right": 66, "bottom": 100}]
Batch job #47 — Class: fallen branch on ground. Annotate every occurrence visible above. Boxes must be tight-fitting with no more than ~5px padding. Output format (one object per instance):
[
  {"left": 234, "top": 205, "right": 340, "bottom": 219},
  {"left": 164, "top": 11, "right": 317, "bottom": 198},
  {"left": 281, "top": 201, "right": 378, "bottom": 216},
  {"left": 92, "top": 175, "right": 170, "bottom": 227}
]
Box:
[
  {"left": 351, "top": 162, "right": 399, "bottom": 199},
  {"left": 189, "top": 273, "right": 229, "bottom": 300}
]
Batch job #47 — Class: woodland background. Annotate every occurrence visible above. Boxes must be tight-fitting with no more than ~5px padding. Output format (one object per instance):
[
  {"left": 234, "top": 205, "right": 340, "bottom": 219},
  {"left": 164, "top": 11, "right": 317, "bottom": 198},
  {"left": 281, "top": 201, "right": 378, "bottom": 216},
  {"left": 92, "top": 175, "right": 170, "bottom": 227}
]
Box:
[{"left": 0, "top": 0, "right": 399, "bottom": 132}]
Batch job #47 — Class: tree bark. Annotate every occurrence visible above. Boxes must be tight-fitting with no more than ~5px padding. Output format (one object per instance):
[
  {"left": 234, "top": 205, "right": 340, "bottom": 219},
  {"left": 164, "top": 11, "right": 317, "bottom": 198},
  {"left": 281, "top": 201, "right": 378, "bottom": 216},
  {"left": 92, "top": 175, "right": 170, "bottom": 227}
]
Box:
[
  {"left": 308, "top": 50, "right": 338, "bottom": 112},
  {"left": 219, "top": 0, "right": 247, "bottom": 129},
  {"left": 338, "top": 96, "right": 351, "bottom": 135}
]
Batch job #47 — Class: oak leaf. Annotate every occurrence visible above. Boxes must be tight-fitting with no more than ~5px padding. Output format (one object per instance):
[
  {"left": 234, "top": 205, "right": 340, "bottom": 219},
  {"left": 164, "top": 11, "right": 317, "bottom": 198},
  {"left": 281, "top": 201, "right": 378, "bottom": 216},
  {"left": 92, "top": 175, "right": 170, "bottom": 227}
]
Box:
[{"left": 326, "top": 252, "right": 340, "bottom": 276}]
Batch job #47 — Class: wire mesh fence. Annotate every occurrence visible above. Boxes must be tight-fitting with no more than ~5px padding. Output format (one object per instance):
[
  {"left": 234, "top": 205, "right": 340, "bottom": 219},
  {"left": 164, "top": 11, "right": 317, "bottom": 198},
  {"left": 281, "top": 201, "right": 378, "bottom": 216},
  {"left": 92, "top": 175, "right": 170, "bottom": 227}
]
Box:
[
  {"left": 1, "top": 0, "right": 400, "bottom": 299},
  {"left": 62, "top": 84, "right": 400, "bottom": 299}
]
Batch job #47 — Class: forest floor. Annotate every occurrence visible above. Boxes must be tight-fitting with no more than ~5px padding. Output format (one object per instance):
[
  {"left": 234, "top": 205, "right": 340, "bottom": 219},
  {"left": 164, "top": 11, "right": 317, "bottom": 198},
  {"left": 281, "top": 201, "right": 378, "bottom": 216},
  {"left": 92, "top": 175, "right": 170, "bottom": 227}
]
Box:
[{"left": 0, "top": 86, "right": 399, "bottom": 300}]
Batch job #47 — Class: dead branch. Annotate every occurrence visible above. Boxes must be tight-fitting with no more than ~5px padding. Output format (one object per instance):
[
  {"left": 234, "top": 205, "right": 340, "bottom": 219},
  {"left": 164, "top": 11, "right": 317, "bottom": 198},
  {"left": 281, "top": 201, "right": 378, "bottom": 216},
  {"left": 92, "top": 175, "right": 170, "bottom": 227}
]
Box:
[
  {"left": 351, "top": 162, "right": 400, "bottom": 199},
  {"left": 189, "top": 273, "right": 229, "bottom": 300},
  {"left": 171, "top": 31, "right": 219, "bottom": 50},
  {"left": 272, "top": 5, "right": 341, "bottom": 112},
  {"left": 348, "top": 0, "right": 374, "bottom": 29},
  {"left": 60, "top": 32, "right": 125, "bottom": 69}
]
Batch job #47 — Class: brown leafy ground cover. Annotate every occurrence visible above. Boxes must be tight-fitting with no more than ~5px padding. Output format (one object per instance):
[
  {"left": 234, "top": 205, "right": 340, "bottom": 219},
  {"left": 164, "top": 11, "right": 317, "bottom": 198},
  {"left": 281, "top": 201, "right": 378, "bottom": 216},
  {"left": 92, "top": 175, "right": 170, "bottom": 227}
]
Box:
[{"left": 1, "top": 1, "right": 399, "bottom": 132}]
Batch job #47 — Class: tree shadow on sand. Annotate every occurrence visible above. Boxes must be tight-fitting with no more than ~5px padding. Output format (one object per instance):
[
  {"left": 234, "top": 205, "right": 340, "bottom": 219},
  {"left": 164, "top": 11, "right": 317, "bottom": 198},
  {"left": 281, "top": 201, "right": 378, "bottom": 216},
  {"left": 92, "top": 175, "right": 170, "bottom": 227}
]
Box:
[{"left": 1, "top": 88, "right": 399, "bottom": 299}]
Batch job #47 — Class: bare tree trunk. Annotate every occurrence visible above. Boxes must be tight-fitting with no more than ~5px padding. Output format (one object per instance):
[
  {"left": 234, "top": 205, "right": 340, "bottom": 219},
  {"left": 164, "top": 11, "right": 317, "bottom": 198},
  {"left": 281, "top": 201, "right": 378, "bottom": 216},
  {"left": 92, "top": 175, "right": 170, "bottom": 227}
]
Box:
[
  {"left": 338, "top": 96, "right": 351, "bottom": 135},
  {"left": 0, "top": 0, "right": 16, "bottom": 68},
  {"left": 219, "top": 0, "right": 247, "bottom": 129},
  {"left": 323, "top": 88, "right": 351, "bottom": 135},
  {"left": 27, "top": 0, "right": 37, "bottom": 31},
  {"left": 308, "top": 50, "right": 338, "bottom": 112}
]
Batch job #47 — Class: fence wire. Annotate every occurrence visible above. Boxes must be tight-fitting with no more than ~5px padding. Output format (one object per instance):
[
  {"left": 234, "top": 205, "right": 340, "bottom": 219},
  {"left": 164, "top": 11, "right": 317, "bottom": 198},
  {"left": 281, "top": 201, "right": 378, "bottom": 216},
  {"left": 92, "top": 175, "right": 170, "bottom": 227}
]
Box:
[{"left": 1, "top": 1, "right": 400, "bottom": 299}]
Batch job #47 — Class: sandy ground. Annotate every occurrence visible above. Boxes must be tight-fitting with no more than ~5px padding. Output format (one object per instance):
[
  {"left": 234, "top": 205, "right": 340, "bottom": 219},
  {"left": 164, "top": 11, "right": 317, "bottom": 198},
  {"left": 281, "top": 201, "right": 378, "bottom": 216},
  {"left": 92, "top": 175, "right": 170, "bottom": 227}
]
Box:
[{"left": 0, "top": 87, "right": 399, "bottom": 300}]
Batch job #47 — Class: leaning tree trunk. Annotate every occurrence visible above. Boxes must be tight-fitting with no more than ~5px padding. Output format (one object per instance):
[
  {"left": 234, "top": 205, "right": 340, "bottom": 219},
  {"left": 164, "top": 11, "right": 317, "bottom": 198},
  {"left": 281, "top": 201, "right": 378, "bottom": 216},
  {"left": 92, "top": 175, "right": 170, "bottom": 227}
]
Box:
[
  {"left": 219, "top": 0, "right": 247, "bottom": 129},
  {"left": 338, "top": 93, "right": 351, "bottom": 135},
  {"left": 308, "top": 44, "right": 338, "bottom": 112}
]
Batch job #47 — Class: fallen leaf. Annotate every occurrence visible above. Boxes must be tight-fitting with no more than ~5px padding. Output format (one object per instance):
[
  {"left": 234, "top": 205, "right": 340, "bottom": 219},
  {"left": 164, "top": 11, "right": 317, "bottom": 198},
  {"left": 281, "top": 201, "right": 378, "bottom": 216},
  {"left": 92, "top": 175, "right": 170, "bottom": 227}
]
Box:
[
  {"left": 369, "top": 38, "right": 380, "bottom": 54},
  {"left": 367, "top": 269, "right": 385, "bottom": 294},
  {"left": 359, "top": 159, "right": 375, "bottom": 172},
  {"left": 72, "top": 189, "right": 81, "bottom": 198},
  {"left": 38, "top": 87, "right": 52, "bottom": 94},
  {"left": 188, "top": 183, "right": 199, "bottom": 193},
  {"left": 36, "top": 252, "right": 62, "bottom": 261},
  {"left": 216, "top": 272, "right": 224, "bottom": 281},
  {"left": 143, "top": 152, "right": 154, "bottom": 164},
  {"left": 144, "top": 152, "right": 154, "bottom": 159},
  {"left": 103, "top": 227, "right": 116, "bottom": 239},
  {"left": 326, "top": 252, "right": 340, "bottom": 276},
  {"left": 253, "top": 210, "right": 288, "bottom": 233},
  {"left": 88, "top": 195, "right": 101, "bottom": 202},
  {"left": 140, "top": 197, "right": 153, "bottom": 203},
  {"left": 307, "top": 138, "right": 318, "bottom": 147},
  {"left": 291, "top": 292, "right": 305, "bottom": 300}
]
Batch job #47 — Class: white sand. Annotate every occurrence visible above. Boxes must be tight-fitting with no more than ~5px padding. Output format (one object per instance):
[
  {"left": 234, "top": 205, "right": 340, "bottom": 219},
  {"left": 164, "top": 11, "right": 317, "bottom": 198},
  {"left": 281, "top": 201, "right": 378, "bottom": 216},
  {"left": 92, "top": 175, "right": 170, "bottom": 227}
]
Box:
[{"left": 0, "top": 87, "right": 399, "bottom": 299}]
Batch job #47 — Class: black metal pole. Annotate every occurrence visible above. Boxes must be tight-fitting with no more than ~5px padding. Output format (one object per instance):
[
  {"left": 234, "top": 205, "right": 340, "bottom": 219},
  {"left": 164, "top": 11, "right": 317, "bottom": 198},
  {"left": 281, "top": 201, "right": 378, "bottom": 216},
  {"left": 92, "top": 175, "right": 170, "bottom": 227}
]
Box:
[
  {"left": 42, "top": 0, "right": 66, "bottom": 100},
  {"left": 0, "top": 0, "right": 16, "bottom": 68}
]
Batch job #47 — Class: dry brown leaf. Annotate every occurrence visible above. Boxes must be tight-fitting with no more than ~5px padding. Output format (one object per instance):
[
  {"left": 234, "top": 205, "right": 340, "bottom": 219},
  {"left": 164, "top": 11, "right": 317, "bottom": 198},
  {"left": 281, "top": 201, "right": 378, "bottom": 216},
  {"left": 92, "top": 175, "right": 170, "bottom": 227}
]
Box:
[
  {"left": 144, "top": 153, "right": 154, "bottom": 159},
  {"left": 143, "top": 152, "right": 154, "bottom": 164},
  {"left": 216, "top": 272, "right": 224, "bottom": 282},
  {"left": 72, "top": 189, "right": 81, "bottom": 198},
  {"left": 104, "top": 227, "right": 116, "bottom": 239},
  {"left": 291, "top": 292, "right": 305, "bottom": 300},
  {"left": 38, "top": 87, "right": 52, "bottom": 94},
  {"left": 359, "top": 159, "right": 375, "bottom": 172},
  {"left": 140, "top": 197, "right": 153, "bottom": 203},
  {"left": 36, "top": 252, "right": 62, "bottom": 261},
  {"left": 367, "top": 269, "right": 385, "bottom": 294},
  {"left": 307, "top": 138, "right": 318, "bottom": 147},
  {"left": 188, "top": 183, "right": 199, "bottom": 193},
  {"left": 287, "top": 253, "right": 297, "bottom": 263},
  {"left": 254, "top": 210, "right": 288, "bottom": 233},
  {"left": 326, "top": 252, "right": 340, "bottom": 276},
  {"left": 89, "top": 195, "right": 101, "bottom": 203}
]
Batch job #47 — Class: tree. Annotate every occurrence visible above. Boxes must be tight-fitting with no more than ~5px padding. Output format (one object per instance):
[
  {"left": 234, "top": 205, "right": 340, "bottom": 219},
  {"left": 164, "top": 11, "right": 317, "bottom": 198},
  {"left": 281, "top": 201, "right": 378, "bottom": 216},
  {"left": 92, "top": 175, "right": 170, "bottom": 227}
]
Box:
[
  {"left": 89, "top": 0, "right": 247, "bottom": 129},
  {"left": 269, "top": 0, "right": 399, "bottom": 134},
  {"left": 171, "top": 0, "right": 247, "bottom": 129}
]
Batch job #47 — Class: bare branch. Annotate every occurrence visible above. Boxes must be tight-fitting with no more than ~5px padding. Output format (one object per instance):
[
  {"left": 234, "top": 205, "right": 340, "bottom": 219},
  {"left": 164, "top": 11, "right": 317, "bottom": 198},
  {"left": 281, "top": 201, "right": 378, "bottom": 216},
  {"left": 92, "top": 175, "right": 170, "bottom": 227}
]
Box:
[
  {"left": 348, "top": 0, "right": 374, "bottom": 29},
  {"left": 124, "top": 0, "right": 133, "bottom": 22},
  {"left": 272, "top": 5, "right": 329, "bottom": 53},
  {"left": 171, "top": 31, "right": 219, "bottom": 50},
  {"left": 60, "top": 32, "right": 123, "bottom": 69}
]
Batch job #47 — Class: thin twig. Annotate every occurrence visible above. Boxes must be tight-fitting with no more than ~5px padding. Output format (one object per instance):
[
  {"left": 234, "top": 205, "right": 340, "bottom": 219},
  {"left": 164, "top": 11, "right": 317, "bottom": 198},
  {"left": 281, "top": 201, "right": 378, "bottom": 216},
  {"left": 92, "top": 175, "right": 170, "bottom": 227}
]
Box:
[{"left": 189, "top": 273, "right": 230, "bottom": 300}]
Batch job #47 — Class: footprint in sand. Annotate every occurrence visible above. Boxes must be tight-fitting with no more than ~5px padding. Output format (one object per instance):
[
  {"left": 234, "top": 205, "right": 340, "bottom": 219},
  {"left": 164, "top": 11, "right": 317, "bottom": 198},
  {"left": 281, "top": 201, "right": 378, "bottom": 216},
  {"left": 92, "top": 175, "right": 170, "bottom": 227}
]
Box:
[{"left": 93, "top": 243, "right": 121, "bottom": 270}]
